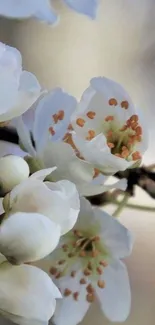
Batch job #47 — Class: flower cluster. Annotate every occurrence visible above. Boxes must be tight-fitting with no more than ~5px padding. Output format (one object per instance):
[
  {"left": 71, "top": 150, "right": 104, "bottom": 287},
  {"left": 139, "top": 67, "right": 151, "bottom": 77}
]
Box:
[{"left": 0, "top": 40, "right": 147, "bottom": 325}]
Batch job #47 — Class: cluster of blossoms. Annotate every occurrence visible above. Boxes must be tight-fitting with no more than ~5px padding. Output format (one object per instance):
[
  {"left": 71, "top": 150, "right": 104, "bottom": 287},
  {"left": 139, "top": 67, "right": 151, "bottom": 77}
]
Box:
[{"left": 0, "top": 39, "right": 147, "bottom": 325}]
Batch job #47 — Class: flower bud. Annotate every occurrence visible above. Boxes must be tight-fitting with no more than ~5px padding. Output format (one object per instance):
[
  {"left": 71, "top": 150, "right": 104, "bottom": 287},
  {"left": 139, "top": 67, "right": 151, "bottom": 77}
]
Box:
[{"left": 0, "top": 155, "right": 29, "bottom": 194}]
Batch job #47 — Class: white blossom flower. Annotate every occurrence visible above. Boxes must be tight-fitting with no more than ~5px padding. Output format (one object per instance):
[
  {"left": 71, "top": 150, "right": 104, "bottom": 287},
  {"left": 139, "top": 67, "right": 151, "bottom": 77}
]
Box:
[
  {"left": 0, "top": 0, "right": 99, "bottom": 24},
  {"left": 15, "top": 88, "right": 127, "bottom": 196},
  {"left": 4, "top": 167, "right": 80, "bottom": 235},
  {"left": 0, "top": 211, "right": 61, "bottom": 264},
  {"left": 71, "top": 77, "right": 148, "bottom": 175},
  {"left": 0, "top": 155, "right": 29, "bottom": 194},
  {"left": 0, "top": 261, "right": 61, "bottom": 325},
  {"left": 0, "top": 42, "right": 41, "bottom": 123},
  {"left": 47, "top": 198, "right": 133, "bottom": 324}
]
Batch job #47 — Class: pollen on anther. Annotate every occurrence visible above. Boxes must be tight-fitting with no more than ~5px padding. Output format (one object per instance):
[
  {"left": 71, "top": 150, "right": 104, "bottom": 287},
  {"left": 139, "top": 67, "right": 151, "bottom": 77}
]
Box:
[
  {"left": 53, "top": 114, "right": 59, "bottom": 124},
  {"left": 49, "top": 267, "right": 57, "bottom": 275},
  {"left": 107, "top": 142, "right": 115, "bottom": 149},
  {"left": 87, "top": 261, "right": 93, "bottom": 270},
  {"left": 97, "top": 280, "right": 105, "bottom": 289},
  {"left": 71, "top": 271, "right": 76, "bottom": 278},
  {"left": 64, "top": 288, "right": 72, "bottom": 297},
  {"left": 87, "top": 111, "right": 96, "bottom": 119},
  {"left": 49, "top": 126, "right": 55, "bottom": 136},
  {"left": 108, "top": 98, "right": 118, "bottom": 106},
  {"left": 121, "top": 100, "right": 129, "bottom": 109},
  {"left": 68, "top": 123, "right": 73, "bottom": 131},
  {"left": 80, "top": 278, "right": 87, "bottom": 285},
  {"left": 62, "top": 244, "right": 68, "bottom": 252},
  {"left": 86, "top": 130, "right": 96, "bottom": 140},
  {"left": 105, "top": 115, "right": 114, "bottom": 122},
  {"left": 86, "top": 293, "right": 95, "bottom": 303},
  {"left": 96, "top": 266, "right": 103, "bottom": 275},
  {"left": 73, "top": 292, "right": 79, "bottom": 301},
  {"left": 76, "top": 118, "right": 85, "bottom": 127},
  {"left": 58, "top": 110, "right": 64, "bottom": 120},
  {"left": 135, "top": 126, "right": 142, "bottom": 136},
  {"left": 92, "top": 250, "right": 99, "bottom": 257},
  {"left": 86, "top": 284, "right": 95, "bottom": 294},
  {"left": 132, "top": 151, "right": 141, "bottom": 161},
  {"left": 84, "top": 268, "right": 91, "bottom": 276},
  {"left": 99, "top": 260, "right": 108, "bottom": 267}
]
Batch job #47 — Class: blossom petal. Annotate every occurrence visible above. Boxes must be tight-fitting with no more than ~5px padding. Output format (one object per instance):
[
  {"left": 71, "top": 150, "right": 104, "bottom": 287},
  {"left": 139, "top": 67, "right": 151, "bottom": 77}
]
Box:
[
  {"left": 30, "top": 167, "right": 57, "bottom": 180},
  {"left": 33, "top": 88, "right": 77, "bottom": 152},
  {"left": 96, "top": 260, "right": 131, "bottom": 322},
  {"left": 0, "top": 212, "right": 61, "bottom": 263},
  {"left": 14, "top": 116, "right": 36, "bottom": 156},
  {"left": 0, "top": 263, "right": 57, "bottom": 324},
  {"left": 64, "top": 0, "right": 99, "bottom": 19},
  {"left": 79, "top": 176, "right": 127, "bottom": 196},
  {"left": 39, "top": 141, "right": 94, "bottom": 187},
  {"left": 46, "top": 180, "right": 80, "bottom": 233},
  {"left": 0, "top": 0, "right": 38, "bottom": 18},
  {"left": 34, "top": 0, "right": 58, "bottom": 24},
  {"left": 75, "top": 198, "right": 133, "bottom": 259},
  {"left": 73, "top": 133, "right": 133, "bottom": 174},
  {"left": 53, "top": 269, "right": 90, "bottom": 325}
]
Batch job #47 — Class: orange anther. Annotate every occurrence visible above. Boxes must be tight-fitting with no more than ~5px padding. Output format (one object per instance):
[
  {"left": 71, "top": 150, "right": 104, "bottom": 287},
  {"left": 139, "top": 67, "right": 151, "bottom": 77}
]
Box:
[
  {"left": 87, "top": 111, "right": 96, "bottom": 119},
  {"left": 64, "top": 288, "right": 72, "bottom": 296},
  {"left": 49, "top": 267, "right": 57, "bottom": 275},
  {"left": 132, "top": 151, "right": 142, "bottom": 161},
  {"left": 73, "top": 292, "right": 79, "bottom": 301},
  {"left": 97, "top": 280, "right": 105, "bottom": 289},
  {"left": 53, "top": 114, "right": 59, "bottom": 123},
  {"left": 121, "top": 150, "right": 129, "bottom": 158},
  {"left": 130, "top": 114, "right": 138, "bottom": 122},
  {"left": 79, "top": 251, "right": 86, "bottom": 257},
  {"left": 84, "top": 269, "right": 91, "bottom": 276},
  {"left": 76, "top": 118, "right": 85, "bottom": 127},
  {"left": 86, "top": 284, "right": 95, "bottom": 294},
  {"left": 80, "top": 278, "right": 87, "bottom": 285},
  {"left": 96, "top": 267, "right": 103, "bottom": 275},
  {"left": 68, "top": 123, "right": 73, "bottom": 131},
  {"left": 120, "top": 125, "right": 128, "bottom": 131},
  {"left": 49, "top": 126, "right": 55, "bottom": 136},
  {"left": 105, "top": 115, "right": 114, "bottom": 122},
  {"left": 99, "top": 260, "right": 108, "bottom": 267},
  {"left": 57, "top": 110, "right": 64, "bottom": 120},
  {"left": 107, "top": 142, "right": 115, "bottom": 149},
  {"left": 108, "top": 98, "right": 118, "bottom": 106},
  {"left": 86, "top": 293, "right": 95, "bottom": 303},
  {"left": 86, "top": 130, "right": 96, "bottom": 140},
  {"left": 121, "top": 100, "right": 129, "bottom": 109}
]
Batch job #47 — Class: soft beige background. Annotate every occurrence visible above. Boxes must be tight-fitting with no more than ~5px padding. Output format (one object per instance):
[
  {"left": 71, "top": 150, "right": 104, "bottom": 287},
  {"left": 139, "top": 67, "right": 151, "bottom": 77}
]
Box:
[{"left": 0, "top": 0, "right": 155, "bottom": 324}]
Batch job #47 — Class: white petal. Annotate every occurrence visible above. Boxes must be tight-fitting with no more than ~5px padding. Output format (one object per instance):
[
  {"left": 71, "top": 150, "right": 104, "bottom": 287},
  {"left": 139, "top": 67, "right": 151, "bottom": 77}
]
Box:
[
  {"left": 46, "top": 179, "right": 80, "bottom": 233},
  {"left": 0, "top": 0, "right": 38, "bottom": 18},
  {"left": 75, "top": 198, "right": 133, "bottom": 259},
  {"left": 96, "top": 260, "right": 131, "bottom": 322},
  {"left": 14, "top": 116, "right": 36, "bottom": 156},
  {"left": 64, "top": 0, "right": 98, "bottom": 19},
  {"left": 34, "top": 0, "right": 58, "bottom": 24},
  {"left": 39, "top": 141, "right": 94, "bottom": 187},
  {"left": 30, "top": 167, "right": 57, "bottom": 180},
  {"left": 9, "top": 179, "right": 73, "bottom": 235},
  {"left": 33, "top": 88, "right": 77, "bottom": 152},
  {"left": 19, "top": 71, "right": 41, "bottom": 93},
  {"left": 73, "top": 133, "right": 133, "bottom": 174},
  {"left": 0, "top": 212, "right": 61, "bottom": 263},
  {"left": 0, "top": 263, "right": 57, "bottom": 324},
  {"left": 53, "top": 269, "right": 90, "bottom": 325},
  {"left": 79, "top": 176, "right": 127, "bottom": 196}
]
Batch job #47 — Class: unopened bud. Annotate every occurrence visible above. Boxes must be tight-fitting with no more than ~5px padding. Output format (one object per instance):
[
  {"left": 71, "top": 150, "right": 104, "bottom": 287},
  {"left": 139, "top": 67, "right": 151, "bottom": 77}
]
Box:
[{"left": 0, "top": 155, "right": 29, "bottom": 194}]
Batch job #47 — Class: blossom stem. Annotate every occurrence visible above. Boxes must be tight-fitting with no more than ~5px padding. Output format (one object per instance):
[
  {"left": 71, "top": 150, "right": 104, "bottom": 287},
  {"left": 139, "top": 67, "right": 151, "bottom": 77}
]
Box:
[
  {"left": 112, "top": 200, "right": 155, "bottom": 212},
  {"left": 112, "top": 193, "right": 130, "bottom": 217}
]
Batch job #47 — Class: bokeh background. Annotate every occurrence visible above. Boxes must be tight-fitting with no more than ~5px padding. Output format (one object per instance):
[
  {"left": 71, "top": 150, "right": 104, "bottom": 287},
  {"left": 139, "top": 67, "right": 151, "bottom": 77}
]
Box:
[{"left": 0, "top": 0, "right": 155, "bottom": 324}]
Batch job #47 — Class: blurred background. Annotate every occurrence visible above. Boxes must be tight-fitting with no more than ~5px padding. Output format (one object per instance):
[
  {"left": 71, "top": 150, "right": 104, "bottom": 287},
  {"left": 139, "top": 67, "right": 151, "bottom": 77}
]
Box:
[{"left": 0, "top": 0, "right": 155, "bottom": 324}]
